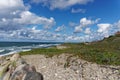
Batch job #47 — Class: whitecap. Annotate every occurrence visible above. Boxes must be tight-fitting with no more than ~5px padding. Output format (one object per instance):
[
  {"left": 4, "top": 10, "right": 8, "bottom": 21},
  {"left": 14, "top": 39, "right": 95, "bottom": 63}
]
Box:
[{"left": 0, "top": 49, "right": 5, "bottom": 53}]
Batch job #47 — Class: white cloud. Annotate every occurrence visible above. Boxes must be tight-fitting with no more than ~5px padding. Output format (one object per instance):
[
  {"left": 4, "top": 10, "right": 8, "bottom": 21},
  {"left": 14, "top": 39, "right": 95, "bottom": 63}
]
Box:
[
  {"left": 114, "top": 20, "right": 120, "bottom": 30},
  {"left": 90, "top": 21, "right": 120, "bottom": 40},
  {"left": 2, "top": 18, "right": 7, "bottom": 22},
  {"left": 0, "top": 0, "right": 25, "bottom": 18},
  {"left": 55, "top": 25, "right": 65, "bottom": 32},
  {"left": 31, "top": 0, "right": 93, "bottom": 10},
  {"left": 0, "top": 0, "right": 56, "bottom": 31},
  {"left": 72, "top": 20, "right": 120, "bottom": 42},
  {"left": 117, "top": 21, "right": 120, "bottom": 28},
  {"left": 0, "top": 0, "right": 57, "bottom": 41},
  {"left": 80, "top": 18, "right": 99, "bottom": 27},
  {"left": 74, "top": 17, "right": 99, "bottom": 33},
  {"left": 96, "top": 23, "right": 119, "bottom": 38},
  {"left": 74, "top": 26, "right": 83, "bottom": 33},
  {"left": 97, "top": 23, "right": 112, "bottom": 33},
  {"left": 0, "top": 0, "right": 24, "bottom": 9},
  {"left": 13, "top": 11, "right": 55, "bottom": 29},
  {"left": 71, "top": 8, "right": 86, "bottom": 13},
  {"left": 84, "top": 28, "right": 91, "bottom": 34}
]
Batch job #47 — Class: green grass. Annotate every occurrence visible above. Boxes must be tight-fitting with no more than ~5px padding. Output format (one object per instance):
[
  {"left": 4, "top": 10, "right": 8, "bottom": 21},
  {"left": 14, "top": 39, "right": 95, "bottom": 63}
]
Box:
[
  {"left": 20, "top": 47, "right": 67, "bottom": 57},
  {"left": 20, "top": 34, "right": 120, "bottom": 66}
]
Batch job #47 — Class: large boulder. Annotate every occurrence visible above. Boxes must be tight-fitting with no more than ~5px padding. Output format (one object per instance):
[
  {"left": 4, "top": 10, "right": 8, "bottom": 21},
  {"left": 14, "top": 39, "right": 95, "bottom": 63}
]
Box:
[
  {"left": 0, "top": 54, "right": 43, "bottom": 80},
  {"left": 22, "top": 72, "right": 43, "bottom": 80}
]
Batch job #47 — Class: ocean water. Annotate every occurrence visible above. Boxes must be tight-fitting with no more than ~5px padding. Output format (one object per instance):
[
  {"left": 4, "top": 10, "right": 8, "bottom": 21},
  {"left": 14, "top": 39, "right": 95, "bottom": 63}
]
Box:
[{"left": 0, "top": 42, "right": 60, "bottom": 56}]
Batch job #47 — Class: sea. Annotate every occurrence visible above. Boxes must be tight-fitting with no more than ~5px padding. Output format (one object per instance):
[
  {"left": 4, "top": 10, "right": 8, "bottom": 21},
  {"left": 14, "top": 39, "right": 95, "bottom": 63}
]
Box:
[{"left": 0, "top": 42, "right": 61, "bottom": 56}]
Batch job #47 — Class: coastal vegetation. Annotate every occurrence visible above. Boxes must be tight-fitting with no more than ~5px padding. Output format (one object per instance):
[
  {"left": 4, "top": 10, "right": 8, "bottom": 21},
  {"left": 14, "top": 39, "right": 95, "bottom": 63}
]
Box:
[{"left": 20, "top": 33, "right": 120, "bottom": 66}]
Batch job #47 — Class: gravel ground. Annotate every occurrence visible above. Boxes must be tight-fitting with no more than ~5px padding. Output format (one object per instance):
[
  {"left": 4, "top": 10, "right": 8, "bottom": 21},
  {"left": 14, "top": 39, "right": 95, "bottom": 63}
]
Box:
[{"left": 22, "top": 54, "right": 120, "bottom": 80}]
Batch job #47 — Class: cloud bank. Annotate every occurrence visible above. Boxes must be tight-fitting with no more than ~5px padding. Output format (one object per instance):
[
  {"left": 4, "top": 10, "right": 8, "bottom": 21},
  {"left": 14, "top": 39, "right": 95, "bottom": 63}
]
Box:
[
  {"left": 0, "top": 0, "right": 57, "bottom": 41},
  {"left": 31, "top": 0, "right": 93, "bottom": 10}
]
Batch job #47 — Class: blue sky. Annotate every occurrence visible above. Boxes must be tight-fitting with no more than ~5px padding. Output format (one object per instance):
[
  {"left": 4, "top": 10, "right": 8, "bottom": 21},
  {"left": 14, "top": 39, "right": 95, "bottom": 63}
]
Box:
[{"left": 0, "top": 0, "right": 120, "bottom": 42}]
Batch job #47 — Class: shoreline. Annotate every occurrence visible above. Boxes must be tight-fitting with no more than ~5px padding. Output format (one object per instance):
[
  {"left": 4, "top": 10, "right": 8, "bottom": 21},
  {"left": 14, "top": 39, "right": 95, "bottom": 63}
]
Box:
[
  {"left": 0, "top": 43, "right": 60, "bottom": 57},
  {"left": 0, "top": 49, "right": 31, "bottom": 57}
]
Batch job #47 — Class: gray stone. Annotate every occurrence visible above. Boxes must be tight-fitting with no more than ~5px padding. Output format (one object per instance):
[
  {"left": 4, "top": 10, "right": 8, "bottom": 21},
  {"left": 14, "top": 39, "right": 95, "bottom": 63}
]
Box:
[
  {"left": 0, "top": 54, "right": 44, "bottom": 80},
  {"left": 10, "top": 64, "right": 27, "bottom": 80},
  {"left": 23, "top": 72, "right": 43, "bottom": 80},
  {"left": 10, "top": 63, "right": 43, "bottom": 80}
]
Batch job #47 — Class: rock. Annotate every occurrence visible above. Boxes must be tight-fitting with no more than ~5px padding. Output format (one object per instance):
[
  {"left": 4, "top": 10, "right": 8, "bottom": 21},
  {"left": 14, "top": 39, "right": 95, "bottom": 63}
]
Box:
[
  {"left": 2, "top": 72, "right": 10, "bottom": 80},
  {"left": 23, "top": 72, "right": 43, "bottom": 80},
  {"left": 10, "top": 64, "right": 27, "bottom": 80},
  {"left": 10, "top": 54, "right": 20, "bottom": 61},
  {"left": 0, "top": 62, "right": 11, "bottom": 79},
  {"left": 16, "top": 58, "right": 27, "bottom": 66},
  {"left": 0, "top": 54, "right": 43, "bottom": 80},
  {"left": 10, "top": 64, "right": 43, "bottom": 80}
]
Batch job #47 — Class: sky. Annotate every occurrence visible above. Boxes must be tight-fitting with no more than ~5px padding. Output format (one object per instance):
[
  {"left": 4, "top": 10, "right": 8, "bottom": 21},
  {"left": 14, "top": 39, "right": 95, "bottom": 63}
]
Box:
[{"left": 0, "top": 0, "right": 120, "bottom": 42}]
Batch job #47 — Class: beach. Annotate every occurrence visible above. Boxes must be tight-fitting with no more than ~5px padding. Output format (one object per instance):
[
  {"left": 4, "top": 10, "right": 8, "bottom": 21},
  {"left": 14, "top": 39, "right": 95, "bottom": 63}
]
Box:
[{"left": 22, "top": 54, "right": 120, "bottom": 80}]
